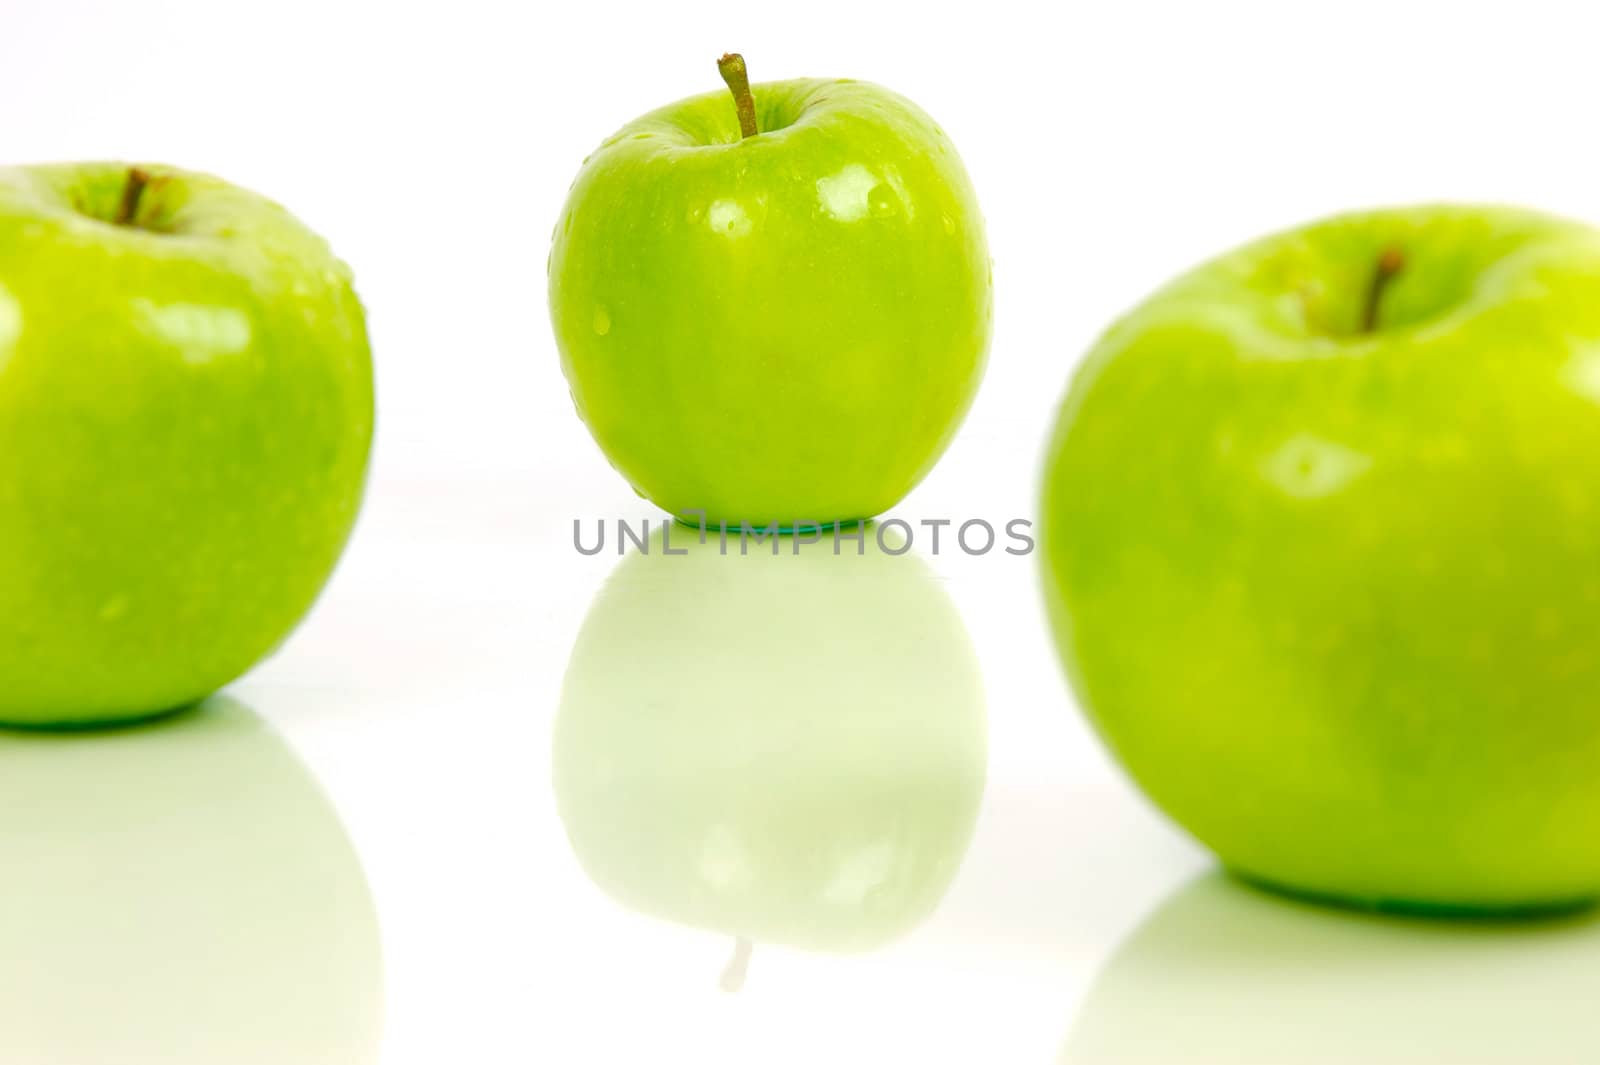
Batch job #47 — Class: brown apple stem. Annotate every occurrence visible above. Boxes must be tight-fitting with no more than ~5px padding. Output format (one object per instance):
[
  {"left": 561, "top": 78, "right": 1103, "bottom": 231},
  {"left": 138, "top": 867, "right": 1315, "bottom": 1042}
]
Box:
[
  {"left": 718, "top": 53, "right": 759, "bottom": 139},
  {"left": 115, "top": 167, "right": 154, "bottom": 227},
  {"left": 719, "top": 936, "right": 753, "bottom": 993},
  {"left": 1362, "top": 246, "right": 1405, "bottom": 333}
]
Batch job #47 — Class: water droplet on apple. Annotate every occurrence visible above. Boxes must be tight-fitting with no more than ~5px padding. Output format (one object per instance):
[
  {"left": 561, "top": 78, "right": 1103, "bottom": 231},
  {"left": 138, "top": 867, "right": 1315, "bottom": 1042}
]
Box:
[
  {"left": 592, "top": 305, "right": 611, "bottom": 336},
  {"left": 869, "top": 187, "right": 896, "bottom": 218},
  {"left": 1261, "top": 433, "right": 1373, "bottom": 500},
  {"left": 942, "top": 214, "right": 956, "bottom": 236},
  {"left": 708, "top": 199, "right": 753, "bottom": 238}
]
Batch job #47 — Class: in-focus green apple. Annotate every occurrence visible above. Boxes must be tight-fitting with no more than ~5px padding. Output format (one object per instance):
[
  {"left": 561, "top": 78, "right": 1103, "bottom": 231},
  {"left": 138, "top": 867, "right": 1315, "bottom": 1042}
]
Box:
[
  {"left": 0, "top": 696, "right": 382, "bottom": 1063},
  {"left": 549, "top": 55, "right": 991, "bottom": 528},
  {"left": 1041, "top": 205, "right": 1600, "bottom": 913},
  {"left": 1062, "top": 873, "right": 1600, "bottom": 1064},
  {"left": 0, "top": 163, "right": 373, "bottom": 727},
  {"left": 554, "top": 528, "right": 986, "bottom": 985}
]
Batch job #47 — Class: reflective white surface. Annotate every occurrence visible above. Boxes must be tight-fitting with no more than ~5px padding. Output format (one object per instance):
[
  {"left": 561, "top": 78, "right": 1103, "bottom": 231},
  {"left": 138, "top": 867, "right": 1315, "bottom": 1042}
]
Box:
[
  {"left": 236, "top": 476, "right": 1210, "bottom": 1064},
  {"left": 1065, "top": 873, "right": 1600, "bottom": 1065},
  {"left": 6, "top": 0, "right": 1600, "bottom": 1061},
  {"left": 0, "top": 700, "right": 382, "bottom": 1064},
  {"left": 213, "top": 475, "right": 1600, "bottom": 1064}
]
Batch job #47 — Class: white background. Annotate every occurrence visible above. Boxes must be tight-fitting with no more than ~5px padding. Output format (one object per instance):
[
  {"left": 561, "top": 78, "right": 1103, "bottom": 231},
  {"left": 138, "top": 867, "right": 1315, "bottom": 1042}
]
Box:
[{"left": 5, "top": 1, "right": 1600, "bottom": 1062}]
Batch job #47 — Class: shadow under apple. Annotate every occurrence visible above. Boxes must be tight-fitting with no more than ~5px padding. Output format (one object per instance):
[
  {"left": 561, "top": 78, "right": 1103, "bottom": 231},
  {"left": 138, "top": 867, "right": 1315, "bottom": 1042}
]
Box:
[
  {"left": 1061, "top": 871, "right": 1600, "bottom": 1064},
  {"left": 0, "top": 696, "right": 384, "bottom": 1064},
  {"left": 554, "top": 526, "right": 987, "bottom": 986}
]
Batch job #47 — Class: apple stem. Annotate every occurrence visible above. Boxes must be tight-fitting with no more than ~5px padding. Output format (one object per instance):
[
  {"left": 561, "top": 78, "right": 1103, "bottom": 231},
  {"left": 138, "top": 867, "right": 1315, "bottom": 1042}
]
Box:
[
  {"left": 1362, "top": 246, "right": 1405, "bottom": 333},
  {"left": 718, "top": 53, "right": 759, "bottom": 139},
  {"left": 115, "top": 167, "right": 154, "bottom": 227},
  {"left": 719, "top": 936, "right": 753, "bottom": 993}
]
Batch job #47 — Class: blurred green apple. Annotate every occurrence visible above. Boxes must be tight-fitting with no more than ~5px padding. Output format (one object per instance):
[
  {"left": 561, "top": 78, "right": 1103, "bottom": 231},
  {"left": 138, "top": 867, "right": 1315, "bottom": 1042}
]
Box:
[
  {"left": 1042, "top": 206, "right": 1600, "bottom": 913},
  {"left": 1063, "top": 873, "right": 1600, "bottom": 1064},
  {"left": 0, "top": 697, "right": 382, "bottom": 1063},
  {"left": 549, "top": 56, "right": 992, "bottom": 527},
  {"left": 554, "top": 529, "right": 986, "bottom": 982},
  {"left": 0, "top": 163, "right": 373, "bottom": 726}
]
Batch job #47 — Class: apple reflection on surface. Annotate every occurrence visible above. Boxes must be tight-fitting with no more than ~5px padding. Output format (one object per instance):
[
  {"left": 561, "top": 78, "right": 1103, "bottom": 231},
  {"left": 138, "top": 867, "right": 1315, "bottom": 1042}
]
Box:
[
  {"left": 554, "top": 527, "right": 987, "bottom": 985},
  {"left": 0, "top": 697, "right": 383, "bottom": 1064},
  {"left": 1062, "top": 872, "right": 1600, "bottom": 1064}
]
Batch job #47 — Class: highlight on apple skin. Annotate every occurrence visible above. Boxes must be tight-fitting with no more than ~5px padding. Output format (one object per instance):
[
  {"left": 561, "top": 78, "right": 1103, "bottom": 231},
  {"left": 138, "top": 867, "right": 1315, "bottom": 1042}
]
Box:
[
  {"left": 0, "top": 163, "right": 374, "bottom": 727},
  {"left": 549, "top": 55, "right": 992, "bottom": 529},
  {"left": 1039, "top": 204, "right": 1600, "bottom": 914}
]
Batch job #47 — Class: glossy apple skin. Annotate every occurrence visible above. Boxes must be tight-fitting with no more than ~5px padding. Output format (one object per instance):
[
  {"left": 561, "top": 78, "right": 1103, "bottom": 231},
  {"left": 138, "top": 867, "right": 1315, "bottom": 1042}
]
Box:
[
  {"left": 0, "top": 164, "right": 373, "bottom": 726},
  {"left": 549, "top": 79, "right": 992, "bottom": 527},
  {"left": 1041, "top": 206, "right": 1600, "bottom": 913},
  {"left": 554, "top": 529, "right": 986, "bottom": 955}
]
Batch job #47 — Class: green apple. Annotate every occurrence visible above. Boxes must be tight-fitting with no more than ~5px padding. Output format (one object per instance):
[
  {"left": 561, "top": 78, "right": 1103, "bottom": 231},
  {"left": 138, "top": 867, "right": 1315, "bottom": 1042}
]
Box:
[
  {"left": 1063, "top": 873, "right": 1600, "bottom": 1063},
  {"left": 548, "top": 55, "right": 992, "bottom": 527},
  {"left": 1041, "top": 205, "right": 1600, "bottom": 913},
  {"left": 0, "top": 696, "right": 382, "bottom": 1063},
  {"left": 554, "top": 528, "right": 986, "bottom": 983},
  {"left": 0, "top": 163, "right": 373, "bottom": 727}
]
